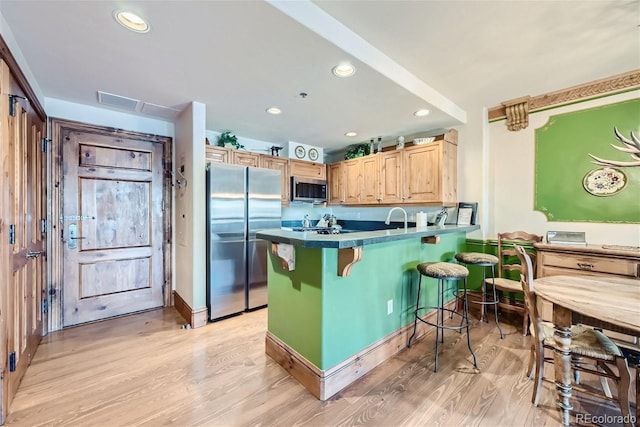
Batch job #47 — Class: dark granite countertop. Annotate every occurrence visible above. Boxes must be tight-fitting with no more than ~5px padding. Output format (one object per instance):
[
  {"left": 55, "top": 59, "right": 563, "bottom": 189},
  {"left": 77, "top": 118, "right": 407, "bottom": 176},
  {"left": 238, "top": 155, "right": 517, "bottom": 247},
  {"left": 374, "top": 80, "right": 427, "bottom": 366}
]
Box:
[{"left": 256, "top": 224, "right": 480, "bottom": 249}]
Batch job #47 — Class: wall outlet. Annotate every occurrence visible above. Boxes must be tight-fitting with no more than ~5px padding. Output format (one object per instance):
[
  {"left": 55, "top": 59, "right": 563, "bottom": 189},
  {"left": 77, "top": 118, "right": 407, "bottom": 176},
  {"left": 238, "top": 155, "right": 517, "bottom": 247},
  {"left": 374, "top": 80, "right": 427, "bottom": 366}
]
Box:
[{"left": 387, "top": 299, "right": 393, "bottom": 315}]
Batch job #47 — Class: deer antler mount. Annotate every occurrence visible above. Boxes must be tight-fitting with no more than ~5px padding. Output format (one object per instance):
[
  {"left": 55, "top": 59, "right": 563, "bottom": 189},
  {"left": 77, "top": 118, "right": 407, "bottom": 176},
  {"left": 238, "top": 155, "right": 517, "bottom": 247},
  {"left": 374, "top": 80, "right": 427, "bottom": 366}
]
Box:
[{"left": 588, "top": 127, "right": 640, "bottom": 167}]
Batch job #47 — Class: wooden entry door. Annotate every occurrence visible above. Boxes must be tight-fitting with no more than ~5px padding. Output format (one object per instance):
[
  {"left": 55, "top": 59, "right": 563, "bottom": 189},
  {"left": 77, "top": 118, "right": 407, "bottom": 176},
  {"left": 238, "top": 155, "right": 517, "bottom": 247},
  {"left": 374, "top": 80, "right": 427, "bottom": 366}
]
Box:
[
  {"left": 61, "top": 125, "right": 166, "bottom": 327},
  {"left": 0, "top": 59, "right": 46, "bottom": 422}
]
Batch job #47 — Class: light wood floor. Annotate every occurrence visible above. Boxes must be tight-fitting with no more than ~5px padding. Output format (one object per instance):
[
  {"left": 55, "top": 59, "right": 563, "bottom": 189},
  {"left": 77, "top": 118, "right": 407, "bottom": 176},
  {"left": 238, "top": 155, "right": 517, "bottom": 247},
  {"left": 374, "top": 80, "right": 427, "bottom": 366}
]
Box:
[{"left": 6, "top": 308, "right": 636, "bottom": 426}]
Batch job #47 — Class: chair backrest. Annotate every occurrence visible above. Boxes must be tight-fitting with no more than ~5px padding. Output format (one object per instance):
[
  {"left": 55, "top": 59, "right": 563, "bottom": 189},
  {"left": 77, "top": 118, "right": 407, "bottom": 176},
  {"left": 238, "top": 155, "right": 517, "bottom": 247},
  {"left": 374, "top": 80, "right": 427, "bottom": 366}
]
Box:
[
  {"left": 514, "top": 244, "right": 542, "bottom": 341},
  {"left": 497, "top": 231, "right": 543, "bottom": 279}
]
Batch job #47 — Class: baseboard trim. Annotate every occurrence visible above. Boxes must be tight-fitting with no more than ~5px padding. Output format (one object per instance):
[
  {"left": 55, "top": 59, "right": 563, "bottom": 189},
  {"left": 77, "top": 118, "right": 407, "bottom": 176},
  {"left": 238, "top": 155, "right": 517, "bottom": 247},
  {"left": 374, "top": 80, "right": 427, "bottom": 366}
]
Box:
[
  {"left": 265, "top": 299, "right": 456, "bottom": 400},
  {"left": 172, "top": 291, "right": 208, "bottom": 328}
]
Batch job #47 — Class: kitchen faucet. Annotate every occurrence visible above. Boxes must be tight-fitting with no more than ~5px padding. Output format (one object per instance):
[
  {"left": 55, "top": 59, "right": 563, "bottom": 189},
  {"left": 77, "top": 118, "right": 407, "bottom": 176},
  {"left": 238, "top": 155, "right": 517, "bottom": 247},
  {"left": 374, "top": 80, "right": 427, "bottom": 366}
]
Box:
[{"left": 385, "top": 207, "right": 408, "bottom": 232}]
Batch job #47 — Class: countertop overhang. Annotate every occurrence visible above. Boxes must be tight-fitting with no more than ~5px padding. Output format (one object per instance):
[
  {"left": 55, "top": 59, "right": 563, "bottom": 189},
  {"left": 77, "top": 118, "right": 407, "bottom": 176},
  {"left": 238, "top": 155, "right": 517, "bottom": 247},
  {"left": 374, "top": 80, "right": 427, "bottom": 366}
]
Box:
[{"left": 256, "top": 224, "right": 480, "bottom": 249}]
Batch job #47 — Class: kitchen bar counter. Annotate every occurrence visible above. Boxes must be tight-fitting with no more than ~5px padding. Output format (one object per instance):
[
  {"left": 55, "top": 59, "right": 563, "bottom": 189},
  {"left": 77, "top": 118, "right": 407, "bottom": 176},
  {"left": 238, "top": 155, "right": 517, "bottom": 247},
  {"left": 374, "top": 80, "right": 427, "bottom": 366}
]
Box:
[
  {"left": 256, "top": 224, "right": 480, "bottom": 248},
  {"left": 258, "top": 225, "right": 479, "bottom": 401}
]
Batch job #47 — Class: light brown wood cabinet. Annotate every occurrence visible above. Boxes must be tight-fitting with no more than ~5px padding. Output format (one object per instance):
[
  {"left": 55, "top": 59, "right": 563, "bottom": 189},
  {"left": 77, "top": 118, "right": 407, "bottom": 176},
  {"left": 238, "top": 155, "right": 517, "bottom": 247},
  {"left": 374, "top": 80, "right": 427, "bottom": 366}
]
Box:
[
  {"left": 534, "top": 243, "right": 640, "bottom": 328},
  {"left": 402, "top": 140, "right": 457, "bottom": 204},
  {"left": 327, "top": 129, "right": 458, "bottom": 206},
  {"left": 260, "top": 155, "right": 290, "bottom": 205},
  {"left": 205, "top": 146, "right": 229, "bottom": 164},
  {"left": 343, "top": 158, "right": 363, "bottom": 204},
  {"left": 535, "top": 243, "right": 639, "bottom": 279},
  {"left": 328, "top": 162, "right": 344, "bottom": 205},
  {"left": 232, "top": 150, "right": 260, "bottom": 168},
  {"left": 379, "top": 150, "right": 403, "bottom": 204},
  {"left": 361, "top": 155, "right": 380, "bottom": 204},
  {"left": 327, "top": 158, "right": 367, "bottom": 205},
  {"left": 289, "top": 159, "right": 326, "bottom": 180}
]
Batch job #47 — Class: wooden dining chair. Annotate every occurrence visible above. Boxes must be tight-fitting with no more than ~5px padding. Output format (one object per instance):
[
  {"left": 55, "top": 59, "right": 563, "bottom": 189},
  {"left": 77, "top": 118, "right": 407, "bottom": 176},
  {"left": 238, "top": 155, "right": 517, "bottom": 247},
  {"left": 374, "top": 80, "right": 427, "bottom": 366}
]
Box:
[
  {"left": 514, "top": 245, "right": 633, "bottom": 424},
  {"left": 485, "top": 231, "right": 542, "bottom": 335}
]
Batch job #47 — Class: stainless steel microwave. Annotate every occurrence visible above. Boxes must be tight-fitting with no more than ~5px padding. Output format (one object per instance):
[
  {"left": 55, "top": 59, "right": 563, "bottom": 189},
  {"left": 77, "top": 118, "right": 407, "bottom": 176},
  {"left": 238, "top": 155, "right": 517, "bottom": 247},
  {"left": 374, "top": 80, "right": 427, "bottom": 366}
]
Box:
[{"left": 290, "top": 176, "right": 327, "bottom": 203}]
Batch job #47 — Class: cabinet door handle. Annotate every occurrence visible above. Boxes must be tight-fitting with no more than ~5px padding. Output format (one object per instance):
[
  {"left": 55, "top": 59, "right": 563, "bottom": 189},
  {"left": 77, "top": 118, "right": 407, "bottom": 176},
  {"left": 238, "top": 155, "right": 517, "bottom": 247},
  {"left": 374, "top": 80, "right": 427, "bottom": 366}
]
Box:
[
  {"left": 26, "top": 250, "right": 45, "bottom": 259},
  {"left": 577, "top": 263, "right": 594, "bottom": 270}
]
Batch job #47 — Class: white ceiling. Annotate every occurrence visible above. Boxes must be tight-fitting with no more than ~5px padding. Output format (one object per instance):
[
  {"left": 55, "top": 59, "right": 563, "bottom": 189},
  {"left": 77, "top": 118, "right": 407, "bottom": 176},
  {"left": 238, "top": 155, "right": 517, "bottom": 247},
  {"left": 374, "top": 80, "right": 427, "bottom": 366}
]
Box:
[{"left": 1, "top": 0, "right": 638, "bottom": 154}]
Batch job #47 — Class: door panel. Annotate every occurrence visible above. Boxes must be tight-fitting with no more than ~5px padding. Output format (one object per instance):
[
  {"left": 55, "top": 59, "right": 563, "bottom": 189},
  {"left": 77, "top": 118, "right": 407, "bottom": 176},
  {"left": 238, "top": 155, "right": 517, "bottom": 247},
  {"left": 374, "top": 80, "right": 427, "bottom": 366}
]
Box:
[
  {"left": 62, "top": 129, "right": 164, "bottom": 326},
  {"left": 79, "top": 178, "right": 151, "bottom": 249},
  {"left": 1, "top": 58, "right": 46, "bottom": 422},
  {"left": 403, "top": 144, "right": 440, "bottom": 202}
]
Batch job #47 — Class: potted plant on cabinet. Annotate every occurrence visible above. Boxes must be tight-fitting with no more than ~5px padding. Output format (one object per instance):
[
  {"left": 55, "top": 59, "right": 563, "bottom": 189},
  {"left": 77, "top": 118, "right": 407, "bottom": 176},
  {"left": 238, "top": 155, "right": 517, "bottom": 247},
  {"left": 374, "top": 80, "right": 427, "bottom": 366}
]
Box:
[
  {"left": 217, "top": 131, "right": 244, "bottom": 149},
  {"left": 344, "top": 143, "right": 370, "bottom": 159}
]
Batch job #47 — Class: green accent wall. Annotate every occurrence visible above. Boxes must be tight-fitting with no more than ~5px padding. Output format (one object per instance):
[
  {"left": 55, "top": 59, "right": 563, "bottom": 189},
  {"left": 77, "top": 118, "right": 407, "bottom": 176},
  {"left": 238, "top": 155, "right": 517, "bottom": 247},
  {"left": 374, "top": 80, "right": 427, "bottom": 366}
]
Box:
[
  {"left": 267, "top": 233, "right": 466, "bottom": 370},
  {"left": 534, "top": 98, "right": 640, "bottom": 223}
]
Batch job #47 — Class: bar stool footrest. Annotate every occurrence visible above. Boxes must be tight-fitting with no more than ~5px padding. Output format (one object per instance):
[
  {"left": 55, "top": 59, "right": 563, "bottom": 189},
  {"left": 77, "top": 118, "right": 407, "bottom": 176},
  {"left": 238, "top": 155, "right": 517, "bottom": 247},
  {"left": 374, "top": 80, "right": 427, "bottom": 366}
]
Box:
[{"left": 415, "top": 306, "right": 471, "bottom": 332}]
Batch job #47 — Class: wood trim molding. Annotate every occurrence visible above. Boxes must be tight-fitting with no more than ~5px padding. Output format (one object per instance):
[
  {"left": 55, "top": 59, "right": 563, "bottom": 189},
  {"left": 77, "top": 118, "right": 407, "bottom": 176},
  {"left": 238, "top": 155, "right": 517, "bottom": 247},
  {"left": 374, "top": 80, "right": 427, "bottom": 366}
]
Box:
[
  {"left": 271, "top": 242, "right": 295, "bottom": 271},
  {"left": 0, "top": 34, "right": 46, "bottom": 121},
  {"left": 337, "top": 246, "right": 363, "bottom": 277},
  {"left": 173, "top": 291, "right": 208, "bottom": 329},
  {"left": 265, "top": 299, "right": 457, "bottom": 400},
  {"left": 501, "top": 96, "right": 531, "bottom": 131},
  {"left": 488, "top": 69, "right": 640, "bottom": 123}
]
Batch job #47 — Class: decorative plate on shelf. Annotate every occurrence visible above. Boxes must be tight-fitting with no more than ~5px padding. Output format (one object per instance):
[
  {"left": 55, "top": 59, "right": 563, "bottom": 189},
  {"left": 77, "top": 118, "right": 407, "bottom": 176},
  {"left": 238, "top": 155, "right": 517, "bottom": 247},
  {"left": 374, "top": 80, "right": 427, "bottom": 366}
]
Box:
[
  {"left": 582, "top": 167, "right": 627, "bottom": 196},
  {"left": 308, "top": 148, "right": 319, "bottom": 161},
  {"left": 294, "top": 145, "right": 306, "bottom": 159}
]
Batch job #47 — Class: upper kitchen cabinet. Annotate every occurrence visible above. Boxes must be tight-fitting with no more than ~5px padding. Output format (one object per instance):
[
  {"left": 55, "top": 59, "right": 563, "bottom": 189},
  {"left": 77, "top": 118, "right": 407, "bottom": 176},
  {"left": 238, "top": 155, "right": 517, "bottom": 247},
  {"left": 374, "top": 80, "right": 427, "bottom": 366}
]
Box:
[
  {"left": 360, "top": 155, "right": 380, "bottom": 204},
  {"left": 328, "top": 158, "right": 365, "bottom": 205},
  {"left": 343, "top": 158, "right": 363, "bottom": 204},
  {"left": 328, "top": 162, "right": 344, "bottom": 205},
  {"left": 232, "top": 150, "right": 260, "bottom": 168},
  {"left": 327, "top": 129, "right": 458, "bottom": 206},
  {"left": 205, "top": 145, "right": 260, "bottom": 167},
  {"left": 290, "top": 159, "right": 326, "bottom": 180},
  {"left": 402, "top": 134, "right": 457, "bottom": 205},
  {"left": 205, "top": 146, "right": 230, "bottom": 164},
  {"left": 260, "top": 155, "right": 290, "bottom": 205},
  {"left": 379, "top": 150, "right": 403, "bottom": 204}
]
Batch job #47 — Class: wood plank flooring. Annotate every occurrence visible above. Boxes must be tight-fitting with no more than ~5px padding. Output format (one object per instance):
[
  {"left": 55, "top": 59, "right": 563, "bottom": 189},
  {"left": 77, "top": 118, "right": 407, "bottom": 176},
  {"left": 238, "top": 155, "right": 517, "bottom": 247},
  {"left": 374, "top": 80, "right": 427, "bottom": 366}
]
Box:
[{"left": 5, "top": 308, "right": 636, "bottom": 426}]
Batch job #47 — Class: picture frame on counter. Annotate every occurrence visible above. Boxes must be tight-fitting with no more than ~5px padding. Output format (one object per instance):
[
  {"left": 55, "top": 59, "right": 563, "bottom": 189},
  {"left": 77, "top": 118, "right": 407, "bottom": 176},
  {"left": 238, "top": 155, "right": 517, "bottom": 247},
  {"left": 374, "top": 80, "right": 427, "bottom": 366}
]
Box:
[{"left": 457, "top": 202, "right": 478, "bottom": 225}]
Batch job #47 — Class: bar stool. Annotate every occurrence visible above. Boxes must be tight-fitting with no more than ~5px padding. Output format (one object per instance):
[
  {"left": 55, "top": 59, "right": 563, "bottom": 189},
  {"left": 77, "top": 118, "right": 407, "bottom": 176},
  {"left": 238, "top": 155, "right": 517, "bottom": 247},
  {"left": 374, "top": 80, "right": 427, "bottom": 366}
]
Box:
[
  {"left": 455, "top": 252, "right": 504, "bottom": 339},
  {"left": 408, "top": 262, "right": 477, "bottom": 372}
]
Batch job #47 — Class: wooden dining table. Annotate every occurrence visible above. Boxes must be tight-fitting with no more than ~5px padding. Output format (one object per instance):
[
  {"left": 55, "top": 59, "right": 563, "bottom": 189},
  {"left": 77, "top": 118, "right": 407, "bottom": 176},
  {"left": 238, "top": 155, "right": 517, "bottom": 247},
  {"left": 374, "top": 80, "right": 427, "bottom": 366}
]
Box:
[{"left": 533, "top": 274, "right": 640, "bottom": 426}]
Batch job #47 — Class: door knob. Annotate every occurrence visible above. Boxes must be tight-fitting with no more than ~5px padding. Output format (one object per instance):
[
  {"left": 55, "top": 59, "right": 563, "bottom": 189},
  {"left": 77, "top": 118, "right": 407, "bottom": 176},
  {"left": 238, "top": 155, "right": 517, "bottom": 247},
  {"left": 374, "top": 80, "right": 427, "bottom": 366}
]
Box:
[{"left": 68, "top": 223, "right": 86, "bottom": 249}]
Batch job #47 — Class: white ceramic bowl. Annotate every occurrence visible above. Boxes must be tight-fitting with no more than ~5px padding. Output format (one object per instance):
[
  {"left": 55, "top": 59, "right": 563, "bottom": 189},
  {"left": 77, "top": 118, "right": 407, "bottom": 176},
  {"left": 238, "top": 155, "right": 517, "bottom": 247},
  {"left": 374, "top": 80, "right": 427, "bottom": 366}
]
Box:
[{"left": 414, "top": 137, "right": 435, "bottom": 145}]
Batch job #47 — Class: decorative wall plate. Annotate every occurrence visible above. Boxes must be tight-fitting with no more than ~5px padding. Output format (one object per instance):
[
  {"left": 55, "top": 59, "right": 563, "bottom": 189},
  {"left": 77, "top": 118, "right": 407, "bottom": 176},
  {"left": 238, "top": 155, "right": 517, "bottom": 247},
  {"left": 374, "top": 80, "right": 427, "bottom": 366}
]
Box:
[
  {"left": 582, "top": 167, "right": 627, "bottom": 196},
  {"left": 294, "top": 145, "right": 306, "bottom": 159},
  {"left": 308, "top": 148, "right": 319, "bottom": 161}
]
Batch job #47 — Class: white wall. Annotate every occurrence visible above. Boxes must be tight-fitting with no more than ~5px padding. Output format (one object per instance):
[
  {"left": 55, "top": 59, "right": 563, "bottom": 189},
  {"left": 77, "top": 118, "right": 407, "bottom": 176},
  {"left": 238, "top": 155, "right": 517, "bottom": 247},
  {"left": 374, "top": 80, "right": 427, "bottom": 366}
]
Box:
[
  {"left": 486, "top": 90, "right": 640, "bottom": 246},
  {"left": 174, "top": 102, "right": 207, "bottom": 310},
  {"left": 456, "top": 106, "right": 488, "bottom": 240}
]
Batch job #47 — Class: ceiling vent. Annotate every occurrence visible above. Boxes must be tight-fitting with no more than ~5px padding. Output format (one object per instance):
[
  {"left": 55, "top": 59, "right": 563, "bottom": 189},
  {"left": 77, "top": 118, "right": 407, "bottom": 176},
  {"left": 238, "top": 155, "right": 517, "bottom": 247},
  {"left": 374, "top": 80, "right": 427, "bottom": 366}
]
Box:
[
  {"left": 97, "top": 91, "right": 140, "bottom": 111},
  {"left": 141, "top": 102, "right": 181, "bottom": 119}
]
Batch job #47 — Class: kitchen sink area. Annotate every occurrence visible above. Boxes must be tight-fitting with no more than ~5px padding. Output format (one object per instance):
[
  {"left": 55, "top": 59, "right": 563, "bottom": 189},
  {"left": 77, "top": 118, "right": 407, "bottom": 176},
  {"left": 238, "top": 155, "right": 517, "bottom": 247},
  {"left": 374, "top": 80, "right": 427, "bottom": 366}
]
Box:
[{"left": 288, "top": 227, "right": 359, "bottom": 234}]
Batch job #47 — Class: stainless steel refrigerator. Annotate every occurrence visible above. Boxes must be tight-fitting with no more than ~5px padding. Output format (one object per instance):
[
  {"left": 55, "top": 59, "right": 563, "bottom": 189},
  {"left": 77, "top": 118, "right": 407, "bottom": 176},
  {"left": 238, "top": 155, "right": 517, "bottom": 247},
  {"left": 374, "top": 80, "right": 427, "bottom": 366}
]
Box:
[{"left": 206, "top": 163, "right": 281, "bottom": 321}]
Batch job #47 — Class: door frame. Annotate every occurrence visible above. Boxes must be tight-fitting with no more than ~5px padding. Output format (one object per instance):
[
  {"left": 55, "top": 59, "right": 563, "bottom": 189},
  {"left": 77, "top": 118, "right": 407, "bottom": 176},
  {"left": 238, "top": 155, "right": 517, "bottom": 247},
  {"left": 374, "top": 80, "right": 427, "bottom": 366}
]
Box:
[{"left": 49, "top": 119, "right": 173, "bottom": 331}]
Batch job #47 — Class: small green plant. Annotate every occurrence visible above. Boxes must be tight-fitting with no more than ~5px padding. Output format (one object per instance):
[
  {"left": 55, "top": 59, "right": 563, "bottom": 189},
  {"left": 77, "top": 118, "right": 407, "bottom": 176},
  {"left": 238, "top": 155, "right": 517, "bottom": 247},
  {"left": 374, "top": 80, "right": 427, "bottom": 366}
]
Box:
[
  {"left": 217, "top": 131, "right": 244, "bottom": 149},
  {"left": 344, "top": 143, "right": 370, "bottom": 159}
]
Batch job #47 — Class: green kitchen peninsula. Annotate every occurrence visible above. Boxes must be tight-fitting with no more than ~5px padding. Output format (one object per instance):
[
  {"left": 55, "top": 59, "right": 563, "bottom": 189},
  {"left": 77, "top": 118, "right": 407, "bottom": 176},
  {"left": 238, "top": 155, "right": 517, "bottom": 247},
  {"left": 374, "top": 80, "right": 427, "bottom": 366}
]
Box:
[{"left": 256, "top": 224, "right": 480, "bottom": 400}]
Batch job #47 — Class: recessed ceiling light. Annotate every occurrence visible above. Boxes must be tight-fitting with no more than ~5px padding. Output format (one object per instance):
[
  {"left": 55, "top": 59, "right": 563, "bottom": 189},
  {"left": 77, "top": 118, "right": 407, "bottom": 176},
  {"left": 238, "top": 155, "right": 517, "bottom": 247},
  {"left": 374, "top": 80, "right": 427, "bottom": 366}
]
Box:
[
  {"left": 332, "top": 64, "right": 356, "bottom": 77},
  {"left": 266, "top": 107, "right": 282, "bottom": 115},
  {"left": 114, "top": 10, "right": 150, "bottom": 33},
  {"left": 414, "top": 109, "right": 431, "bottom": 117},
  {"left": 345, "top": 131, "right": 357, "bottom": 137}
]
